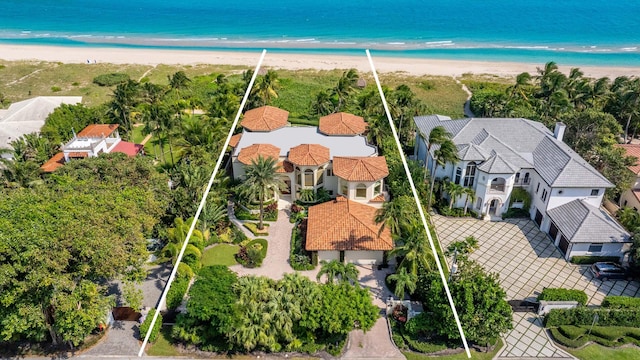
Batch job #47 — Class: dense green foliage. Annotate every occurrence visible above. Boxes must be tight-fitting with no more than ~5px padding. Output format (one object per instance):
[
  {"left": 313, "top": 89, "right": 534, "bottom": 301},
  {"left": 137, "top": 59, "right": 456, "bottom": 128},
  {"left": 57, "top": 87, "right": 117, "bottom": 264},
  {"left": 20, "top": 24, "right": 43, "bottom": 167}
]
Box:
[
  {"left": 290, "top": 221, "right": 314, "bottom": 270},
  {"left": 166, "top": 276, "right": 190, "bottom": 310},
  {"left": 172, "top": 270, "right": 378, "bottom": 353},
  {"left": 602, "top": 296, "right": 640, "bottom": 309},
  {"left": 570, "top": 256, "right": 621, "bottom": 265},
  {"left": 93, "top": 73, "right": 131, "bottom": 86},
  {"left": 538, "top": 288, "right": 588, "bottom": 306},
  {"left": 0, "top": 154, "right": 169, "bottom": 346},
  {"left": 235, "top": 238, "right": 268, "bottom": 268},
  {"left": 140, "top": 309, "right": 163, "bottom": 343},
  {"left": 551, "top": 325, "right": 640, "bottom": 348},
  {"left": 545, "top": 307, "right": 640, "bottom": 327}
]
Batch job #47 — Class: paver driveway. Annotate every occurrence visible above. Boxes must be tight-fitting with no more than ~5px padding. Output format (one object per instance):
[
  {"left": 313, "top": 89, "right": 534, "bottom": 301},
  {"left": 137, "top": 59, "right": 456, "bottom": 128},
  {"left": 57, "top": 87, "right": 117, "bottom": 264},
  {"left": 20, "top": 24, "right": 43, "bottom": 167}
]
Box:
[{"left": 433, "top": 215, "right": 640, "bottom": 359}]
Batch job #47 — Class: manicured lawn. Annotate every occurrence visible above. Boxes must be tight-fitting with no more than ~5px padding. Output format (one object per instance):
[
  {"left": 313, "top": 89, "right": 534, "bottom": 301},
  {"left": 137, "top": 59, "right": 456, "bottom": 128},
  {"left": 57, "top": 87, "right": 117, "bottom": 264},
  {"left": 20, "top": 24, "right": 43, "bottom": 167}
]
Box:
[
  {"left": 402, "top": 338, "right": 502, "bottom": 360},
  {"left": 145, "top": 326, "right": 181, "bottom": 357},
  {"left": 566, "top": 344, "right": 640, "bottom": 360},
  {"left": 201, "top": 244, "right": 239, "bottom": 267}
]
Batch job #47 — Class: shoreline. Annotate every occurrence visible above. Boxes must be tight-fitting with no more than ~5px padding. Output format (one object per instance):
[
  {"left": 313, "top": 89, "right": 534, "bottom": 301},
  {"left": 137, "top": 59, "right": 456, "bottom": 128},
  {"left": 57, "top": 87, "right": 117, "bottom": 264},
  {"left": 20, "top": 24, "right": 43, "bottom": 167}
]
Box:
[{"left": 1, "top": 44, "right": 639, "bottom": 79}]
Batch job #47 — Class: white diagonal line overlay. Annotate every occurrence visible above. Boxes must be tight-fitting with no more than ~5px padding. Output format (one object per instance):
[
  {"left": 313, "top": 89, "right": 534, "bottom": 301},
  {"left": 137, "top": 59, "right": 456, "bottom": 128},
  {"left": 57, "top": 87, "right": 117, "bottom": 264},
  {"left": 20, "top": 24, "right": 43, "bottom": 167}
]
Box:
[
  {"left": 137, "top": 49, "right": 267, "bottom": 357},
  {"left": 365, "top": 49, "right": 471, "bottom": 358}
]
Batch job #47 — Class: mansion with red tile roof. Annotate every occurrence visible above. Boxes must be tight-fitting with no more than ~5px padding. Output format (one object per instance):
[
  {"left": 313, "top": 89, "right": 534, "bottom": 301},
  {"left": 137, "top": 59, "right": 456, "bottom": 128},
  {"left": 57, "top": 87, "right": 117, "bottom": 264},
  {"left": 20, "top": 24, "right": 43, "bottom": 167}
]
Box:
[
  {"left": 230, "top": 106, "right": 392, "bottom": 264},
  {"left": 41, "top": 124, "right": 143, "bottom": 172}
]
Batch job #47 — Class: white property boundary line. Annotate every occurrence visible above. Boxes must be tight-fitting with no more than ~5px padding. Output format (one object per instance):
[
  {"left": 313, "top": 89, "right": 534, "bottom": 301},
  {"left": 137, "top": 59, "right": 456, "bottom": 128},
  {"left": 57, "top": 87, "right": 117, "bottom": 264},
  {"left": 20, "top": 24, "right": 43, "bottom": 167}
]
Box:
[
  {"left": 137, "top": 49, "right": 267, "bottom": 357},
  {"left": 365, "top": 49, "right": 471, "bottom": 358}
]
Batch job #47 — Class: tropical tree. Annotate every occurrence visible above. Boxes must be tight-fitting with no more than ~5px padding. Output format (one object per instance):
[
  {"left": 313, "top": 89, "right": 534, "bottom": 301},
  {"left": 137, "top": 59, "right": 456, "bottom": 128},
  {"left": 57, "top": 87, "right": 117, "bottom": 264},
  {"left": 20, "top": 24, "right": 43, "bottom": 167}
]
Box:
[
  {"left": 311, "top": 90, "right": 334, "bottom": 116},
  {"left": 240, "top": 156, "right": 286, "bottom": 230},
  {"left": 388, "top": 267, "right": 417, "bottom": 300},
  {"left": 461, "top": 187, "right": 476, "bottom": 214},
  {"left": 332, "top": 68, "right": 358, "bottom": 112},
  {"left": 316, "top": 260, "right": 359, "bottom": 285},
  {"left": 374, "top": 195, "right": 414, "bottom": 237},
  {"left": 253, "top": 70, "right": 280, "bottom": 105},
  {"left": 391, "top": 219, "right": 434, "bottom": 274},
  {"left": 444, "top": 181, "right": 465, "bottom": 209},
  {"left": 108, "top": 79, "right": 139, "bottom": 136},
  {"left": 426, "top": 127, "right": 459, "bottom": 209}
]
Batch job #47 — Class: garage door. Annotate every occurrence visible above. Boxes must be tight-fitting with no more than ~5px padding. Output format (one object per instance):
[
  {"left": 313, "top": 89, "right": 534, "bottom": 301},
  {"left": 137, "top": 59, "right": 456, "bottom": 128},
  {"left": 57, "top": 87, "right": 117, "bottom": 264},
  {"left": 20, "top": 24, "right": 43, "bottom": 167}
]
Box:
[
  {"left": 559, "top": 236, "right": 569, "bottom": 255},
  {"left": 535, "top": 210, "right": 543, "bottom": 226},
  {"left": 549, "top": 222, "right": 559, "bottom": 241}
]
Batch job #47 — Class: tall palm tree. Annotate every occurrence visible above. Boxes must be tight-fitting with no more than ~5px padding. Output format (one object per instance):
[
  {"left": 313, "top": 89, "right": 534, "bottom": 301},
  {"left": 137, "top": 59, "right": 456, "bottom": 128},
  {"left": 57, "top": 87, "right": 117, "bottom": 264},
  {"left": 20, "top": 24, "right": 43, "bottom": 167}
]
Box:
[
  {"left": 426, "top": 128, "right": 459, "bottom": 209},
  {"left": 108, "top": 79, "right": 139, "bottom": 137},
  {"left": 374, "top": 195, "right": 413, "bottom": 237},
  {"left": 316, "top": 260, "right": 359, "bottom": 285},
  {"left": 445, "top": 181, "right": 465, "bottom": 209},
  {"left": 461, "top": 187, "right": 476, "bottom": 214},
  {"left": 391, "top": 219, "right": 435, "bottom": 274},
  {"left": 240, "top": 156, "right": 286, "bottom": 230},
  {"left": 388, "top": 267, "right": 417, "bottom": 300},
  {"left": 311, "top": 90, "right": 334, "bottom": 116},
  {"left": 253, "top": 70, "right": 280, "bottom": 105},
  {"left": 332, "top": 68, "right": 358, "bottom": 112}
]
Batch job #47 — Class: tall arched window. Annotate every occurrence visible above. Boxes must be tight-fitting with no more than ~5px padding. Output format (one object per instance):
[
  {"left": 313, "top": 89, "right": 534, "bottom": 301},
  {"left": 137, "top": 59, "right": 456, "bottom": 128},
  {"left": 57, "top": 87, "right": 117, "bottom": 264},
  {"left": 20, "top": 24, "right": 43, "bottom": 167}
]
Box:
[
  {"left": 356, "top": 183, "right": 367, "bottom": 198},
  {"left": 464, "top": 162, "right": 476, "bottom": 187},
  {"left": 304, "top": 169, "right": 314, "bottom": 186}
]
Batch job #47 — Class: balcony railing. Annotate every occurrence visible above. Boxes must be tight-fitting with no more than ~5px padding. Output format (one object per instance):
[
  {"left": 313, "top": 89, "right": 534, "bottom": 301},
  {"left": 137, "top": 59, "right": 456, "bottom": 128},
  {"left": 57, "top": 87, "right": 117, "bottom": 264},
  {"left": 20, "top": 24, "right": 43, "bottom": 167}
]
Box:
[
  {"left": 513, "top": 179, "right": 531, "bottom": 186},
  {"left": 489, "top": 184, "right": 505, "bottom": 193}
]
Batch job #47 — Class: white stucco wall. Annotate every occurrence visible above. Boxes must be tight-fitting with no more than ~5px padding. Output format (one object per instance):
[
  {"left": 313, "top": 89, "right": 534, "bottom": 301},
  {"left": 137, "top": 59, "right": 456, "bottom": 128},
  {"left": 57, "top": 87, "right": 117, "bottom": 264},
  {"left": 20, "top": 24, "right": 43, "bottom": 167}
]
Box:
[
  {"left": 317, "top": 251, "right": 340, "bottom": 262},
  {"left": 568, "top": 243, "right": 630, "bottom": 260},
  {"left": 344, "top": 250, "right": 383, "bottom": 265},
  {"left": 620, "top": 190, "right": 640, "bottom": 211},
  {"left": 547, "top": 187, "right": 605, "bottom": 210}
]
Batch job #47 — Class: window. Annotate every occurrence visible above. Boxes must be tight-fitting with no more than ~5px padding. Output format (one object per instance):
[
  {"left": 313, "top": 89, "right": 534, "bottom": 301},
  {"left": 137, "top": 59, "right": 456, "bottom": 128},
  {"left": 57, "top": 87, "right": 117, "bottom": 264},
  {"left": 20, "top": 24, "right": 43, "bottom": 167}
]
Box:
[
  {"left": 317, "top": 168, "right": 324, "bottom": 185},
  {"left": 514, "top": 172, "right": 520, "bottom": 184},
  {"left": 624, "top": 200, "right": 628, "bottom": 206},
  {"left": 591, "top": 189, "right": 600, "bottom": 196},
  {"left": 304, "top": 169, "right": 314, "bottom": 186},
  {"left": 326, "top": 168, "right": 333, "bottom": 177},
  {"left": 356, "top": 183, "right": 367, "bottom": 199},
  {"left": 536, "top": 182, "right": 540, "bottom": 193},
  {"left": 463, "top": 162, "right": 476, "bottom": 187},
  {"left": 339, "top": 179, "right": 348, "bottom": 196},
  {"left": 588, "top": 243, "right": 603, "bottom": 253},
  {"left": 455, "top": 167, "right": 462, "bottom": 184},
  {"left": 296, "top": 167, "right": 301, "bottom": 186},
  {"left": 524, "top": 172, "right": 530, "bottom": 184},
  {"left": 541, "top": 189, "right": 548, "bottom": 202},
  {"left": 374, "top": 180, "right": 382, "bottom": 195}
]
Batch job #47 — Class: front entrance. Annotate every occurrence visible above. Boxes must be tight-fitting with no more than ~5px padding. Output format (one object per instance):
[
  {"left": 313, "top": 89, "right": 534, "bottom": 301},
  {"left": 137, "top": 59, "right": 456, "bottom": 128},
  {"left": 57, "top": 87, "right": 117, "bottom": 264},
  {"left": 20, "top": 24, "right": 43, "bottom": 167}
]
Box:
[{"left": 489, "top": 199, "right": 500, "bottom": 215}]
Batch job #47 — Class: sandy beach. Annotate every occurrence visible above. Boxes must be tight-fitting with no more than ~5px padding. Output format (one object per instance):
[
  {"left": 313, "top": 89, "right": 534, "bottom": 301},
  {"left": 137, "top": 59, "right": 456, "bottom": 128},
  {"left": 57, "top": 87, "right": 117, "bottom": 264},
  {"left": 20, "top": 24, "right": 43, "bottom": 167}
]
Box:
[{"left": 1, "top": 44, "right": 639, "bottom": 79}]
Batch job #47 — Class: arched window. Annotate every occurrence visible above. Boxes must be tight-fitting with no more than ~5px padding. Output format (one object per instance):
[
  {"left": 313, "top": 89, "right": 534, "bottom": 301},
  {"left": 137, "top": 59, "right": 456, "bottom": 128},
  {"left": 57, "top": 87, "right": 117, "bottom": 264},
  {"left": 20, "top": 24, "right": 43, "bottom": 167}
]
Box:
[
  {"left": 524, "top": 172, "right": 530, "bottom": 185},
  {"left": 304, "top": 169, "right": 314, "bottom": 186},
  {"left": 356, "top": 183, "right": 367, "bottom": 198},
  {"left": 464, "top": 162, "right": 476, "bottom": 187}
]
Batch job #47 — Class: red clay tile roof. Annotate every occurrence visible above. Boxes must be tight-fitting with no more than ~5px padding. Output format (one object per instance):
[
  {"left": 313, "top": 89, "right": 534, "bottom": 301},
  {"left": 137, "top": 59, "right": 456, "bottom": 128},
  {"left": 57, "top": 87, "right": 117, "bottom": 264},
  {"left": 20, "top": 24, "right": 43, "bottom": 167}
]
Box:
[
  {"left": 616, "top": 144, "right": 640, "bottom": 174},
  {"left": 229, "top": 133, "right": 242, "bottom": 148},
  {"left": 41, "top": 152, "right": 66, "bottom": 172},
  {"left": 276, "top": 160, "right": 294, "bottom": 173},
  {"left": 370, "top": 194, "right": 386, "bottom": 202},
  {"left": 240, "top": 106, "right": 289, "bottom": 132},
  {"left": 287, "top": 144, "right": 330, "bottom": 166},
  {"left": 332, "top": 156, "right": 389, "bottom": 181},
  {"left": 77, "top": 124, "right": 119, "bottom": 138},
  {"left": 319, "top": 112, "right": 367, "bottom": 135},
  {"left": 237, "top": 144, "right": 281, "bottom": 165},
  {"left": 112, "top": 141, "right": 144, "bottom": 156},
  {"left": 306, "top": 197, "right": 393, "bottom": 251}
]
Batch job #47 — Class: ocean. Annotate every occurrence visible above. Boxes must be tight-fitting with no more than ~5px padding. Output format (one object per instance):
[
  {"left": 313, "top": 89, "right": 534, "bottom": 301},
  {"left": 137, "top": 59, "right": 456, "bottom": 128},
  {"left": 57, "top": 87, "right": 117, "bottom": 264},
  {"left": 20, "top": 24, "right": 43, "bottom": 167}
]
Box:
[{"left": 1, "top": 0, "right": 639, "bottom": 66}]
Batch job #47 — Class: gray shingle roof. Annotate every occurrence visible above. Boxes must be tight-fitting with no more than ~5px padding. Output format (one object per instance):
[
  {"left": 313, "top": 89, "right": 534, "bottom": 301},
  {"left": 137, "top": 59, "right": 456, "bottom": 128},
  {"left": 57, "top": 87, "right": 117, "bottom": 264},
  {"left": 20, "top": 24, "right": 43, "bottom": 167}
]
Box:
[
  {"left": 547, "top": 200, "right": 630, "bottom": 243},
  {"left": 413, "top": 116, "right": 612, "bottom": 188},
  {"left": 457, "top": 143, "right": 490, "bottom": 161},
  {"left": 477, "top": 154, "right": 519, "bottom": 174}
]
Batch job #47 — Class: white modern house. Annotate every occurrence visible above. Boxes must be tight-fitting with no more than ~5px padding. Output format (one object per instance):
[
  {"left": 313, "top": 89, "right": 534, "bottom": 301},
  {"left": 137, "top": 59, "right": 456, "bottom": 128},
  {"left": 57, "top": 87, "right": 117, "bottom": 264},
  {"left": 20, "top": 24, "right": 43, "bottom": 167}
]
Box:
[
  {"left": 414, "top": 115, "right": 631, "bottom": 261},
  {"left": 230, "top": 106, "right": 393, "bottom": 264}
]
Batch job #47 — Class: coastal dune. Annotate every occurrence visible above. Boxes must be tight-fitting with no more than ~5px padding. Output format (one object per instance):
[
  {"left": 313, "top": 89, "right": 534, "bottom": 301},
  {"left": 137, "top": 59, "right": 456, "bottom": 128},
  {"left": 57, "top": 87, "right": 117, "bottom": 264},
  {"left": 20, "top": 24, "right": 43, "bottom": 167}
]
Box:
[{"left": 1, "top": 44, "right": 638, "bottom": 79}]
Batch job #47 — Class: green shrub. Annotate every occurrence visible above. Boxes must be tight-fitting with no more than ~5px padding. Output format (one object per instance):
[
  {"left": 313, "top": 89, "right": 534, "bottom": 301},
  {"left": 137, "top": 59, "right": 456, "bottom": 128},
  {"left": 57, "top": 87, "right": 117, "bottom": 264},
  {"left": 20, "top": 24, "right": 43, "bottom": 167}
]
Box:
[
  {"left": 236, "top": 239, "right": 268, "bottom": 268},
  {"left": 243, "top": 222, "right": 269, "bottom": 236},
  {"left": 590, "top": 326, "right": 622, "bottom": 341},
  {"left": 139, "top": 309, "right": 162, "bottom": 343},
  {"left": 392, "top": 334, "right": 407, "bottom": 349},
  {"left": 502, "top": 207, "right": 530, "bottom": 219},
  {"left": 549, "top": 327, "right": 588, "bottom": 348},
  {"left": 558, "top": 325, "right": 586, "bottom": 340},
  {"left": 570, "top": 256, "right": 620, "bottom": 265},
  {"left": 437, "top": 206, "right": 477, "bottom": 218},
  {"left": 51, "top": 86, "right": 61, "bottom": 92},
  {"left": 230, "top": 224, "right": 247, "bottom": 244},
  {"left": 166, "top": 276, "right": 190, "bottom": 310},
  {"left": 404, "top": 337, "right": 448, "bottom": 353},
  {"left": 545, "top": 308, "right": 640, "bottom": 327},
  {"left": 290, "top": 226, "right": 314, "bottom": 270},
  {"left": 602, "top": 296, "right": 640, "bottom": 309},
  {"left": 538, "top": 288, "right": 588, "bottom": 306},
  {"left": 93, "top": 73, "right": 130, "bottom": 86}
]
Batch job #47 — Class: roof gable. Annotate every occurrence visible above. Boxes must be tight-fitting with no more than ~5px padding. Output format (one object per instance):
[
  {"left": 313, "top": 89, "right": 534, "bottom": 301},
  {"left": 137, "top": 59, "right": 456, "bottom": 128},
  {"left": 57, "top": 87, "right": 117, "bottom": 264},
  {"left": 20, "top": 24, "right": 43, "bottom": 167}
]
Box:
[
  {"left": 547, "top": 200, "right": 630, "bottom": 243},
  {"left": 332, "top": 156, "right": 389, "bottom": 181},
  {"left": 306, "top": 197, "right": 393, "bottom": 251},
  {"left": 457, "top": 143, "right": 490, "bottom": 161},
  {"left": 477, "top": 154, "right": 518, "bottom": 174}
]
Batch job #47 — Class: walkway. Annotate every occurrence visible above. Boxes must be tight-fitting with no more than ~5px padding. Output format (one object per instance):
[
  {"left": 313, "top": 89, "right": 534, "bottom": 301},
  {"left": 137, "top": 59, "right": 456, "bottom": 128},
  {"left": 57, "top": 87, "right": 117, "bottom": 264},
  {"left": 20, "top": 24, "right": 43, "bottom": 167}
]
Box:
[
  {"left": 80, "top": 320, "right": 140, "bottom": 357},
  {"left": 434, "top": 215, "right": 640, "bottom": 359},
  {"left": 454, "top": 77, "right": 475, "bottom": 118}
]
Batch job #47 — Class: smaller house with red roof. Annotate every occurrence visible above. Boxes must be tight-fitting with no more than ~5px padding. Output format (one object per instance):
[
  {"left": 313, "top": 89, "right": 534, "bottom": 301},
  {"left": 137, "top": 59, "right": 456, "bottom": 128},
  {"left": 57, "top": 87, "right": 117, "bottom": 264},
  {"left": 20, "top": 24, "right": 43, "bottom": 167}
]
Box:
[
  {"left": 616, "top": 144, "right": 640, "bottom": 212},
  {"left": 41, "top": 124, "right": 143, "bottom": 172}
]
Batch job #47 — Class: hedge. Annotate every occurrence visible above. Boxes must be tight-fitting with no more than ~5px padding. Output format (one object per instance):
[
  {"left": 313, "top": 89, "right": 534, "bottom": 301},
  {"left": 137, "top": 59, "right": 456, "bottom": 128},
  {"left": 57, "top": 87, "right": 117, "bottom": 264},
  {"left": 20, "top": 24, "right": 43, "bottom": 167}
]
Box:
[
  {"left": 570, "top": 256, "right": 620, "bottom": 265},
  {"left": 549, "top": 327, "right": 589, "bottom": 348},
  {"left": 538, "top": 288, "right": 587, "bottom": 306},
  {"left": 166, "top": 276, "right": 190, "bottom": 310},
  {"left": 545, "top": 307, "right": 640, "bottom": 327},
  {"left": 139, "top": 308, "right": 162, "bottom": 343},
  {"left": 290, "top": 226, "right": 314, "bottom": 271},
  {"left": 602, "top": 296, "right": 640, "bottom": 309},
  {"left": 243, "top": 222, "right": 269, "bottom": 236}
]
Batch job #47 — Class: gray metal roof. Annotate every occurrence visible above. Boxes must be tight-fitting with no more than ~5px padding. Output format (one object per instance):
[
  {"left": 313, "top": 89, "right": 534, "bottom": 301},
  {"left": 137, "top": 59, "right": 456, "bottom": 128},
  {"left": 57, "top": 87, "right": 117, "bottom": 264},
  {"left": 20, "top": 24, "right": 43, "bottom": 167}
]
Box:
[
  {"left": 477, "top": 154, "right": 519, "bottom": 174},
  {"left": 413, "top": 116, "right": 612, "bottom": 188},
  {"left": 547, "top": 200, "right": 630, "bottom": 243},
  {"left": 233, "top": 126, "right": 377, "bottom": 159},
  {"left": 457, "top": 143, "right": 489, "bottom": 161}
]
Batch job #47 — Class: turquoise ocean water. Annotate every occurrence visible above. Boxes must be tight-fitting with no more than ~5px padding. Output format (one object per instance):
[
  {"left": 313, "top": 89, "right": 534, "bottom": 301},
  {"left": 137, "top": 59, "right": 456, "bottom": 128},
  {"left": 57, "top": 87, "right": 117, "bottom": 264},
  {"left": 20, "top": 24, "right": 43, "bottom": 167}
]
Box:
[{"left": 1, "top": 0, "right": 639, "bottom": 66}]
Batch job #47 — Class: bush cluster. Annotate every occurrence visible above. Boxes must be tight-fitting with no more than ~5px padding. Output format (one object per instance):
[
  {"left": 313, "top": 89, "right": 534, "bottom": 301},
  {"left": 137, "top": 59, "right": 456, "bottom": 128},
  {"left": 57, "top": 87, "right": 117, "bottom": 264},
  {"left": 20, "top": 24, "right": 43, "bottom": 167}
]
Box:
[
  {"left": 242, "top": 222, "right": 269, "bottom": 236},
  {"left": 602, "top": 296, "right": 640, "bottom": 309},
  {"left": 437, "top": 205, "right": 477, "bottom": 218},
  {"left": 550, "top": 325, "right": 640, "bottom": 348},
  {"left": 166, "top": 275, "right": 190, "bottom": 310},
  {"left": 545, "top": 307, "right": 640, "bottom": 327},
  {"left": 139, "top": 309, "right": 162, "bottom": 343},
  {"left": 570, "top": 256, "right": 620, "bottom": 264},
  {"left": 290, "top": 223, "right": 314, "bottom": 270},
  {"left": 236, "top": 239, "right": 268, "bottom": 268},
  {"left": 501, "top": 208, "right": 530, "bottom": 219},
  {"left": 92, "top": 73, "right": 130, "bottom": 86},
  {"left": 538, "top": 288, "right": 588, "bottom": 306}
]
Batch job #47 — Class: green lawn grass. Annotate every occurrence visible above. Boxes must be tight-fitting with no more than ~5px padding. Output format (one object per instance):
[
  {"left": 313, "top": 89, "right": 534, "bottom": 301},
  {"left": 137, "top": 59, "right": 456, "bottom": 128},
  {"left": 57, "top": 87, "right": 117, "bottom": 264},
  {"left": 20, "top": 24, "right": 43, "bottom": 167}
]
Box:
[
  {"left": 145, "top": 326, "right": 181, "bottom": 357},
  {"left": 402, "top": 338, "right": 503, "bottom": 360},
  {"left": 201, "top": 244, "right": 239, "bottom": 267},
  {"left": 566, "top": 344, "right": 640, "bottom": 360}
]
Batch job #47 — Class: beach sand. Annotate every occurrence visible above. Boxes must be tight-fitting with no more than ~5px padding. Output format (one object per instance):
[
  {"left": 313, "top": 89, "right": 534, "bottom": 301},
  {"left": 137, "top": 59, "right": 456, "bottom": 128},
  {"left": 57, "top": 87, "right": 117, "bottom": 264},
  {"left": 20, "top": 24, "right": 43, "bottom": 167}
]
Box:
[{"left": 1, "top": 44, "right": 639, "bottom": 79}]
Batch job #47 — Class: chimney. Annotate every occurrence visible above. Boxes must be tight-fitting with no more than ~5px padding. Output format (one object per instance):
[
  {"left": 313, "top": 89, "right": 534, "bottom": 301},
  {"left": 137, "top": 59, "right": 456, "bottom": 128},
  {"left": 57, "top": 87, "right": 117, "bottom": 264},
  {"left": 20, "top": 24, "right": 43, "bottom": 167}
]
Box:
[{"left": 553, "top": 122, "right": 566, "bottom": 142}]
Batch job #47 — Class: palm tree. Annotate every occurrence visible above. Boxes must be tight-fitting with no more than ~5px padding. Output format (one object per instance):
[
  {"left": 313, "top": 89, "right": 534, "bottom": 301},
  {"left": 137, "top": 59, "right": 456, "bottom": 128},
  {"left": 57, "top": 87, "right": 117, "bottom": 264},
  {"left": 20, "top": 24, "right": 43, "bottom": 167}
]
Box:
[
  {"left": 108, "top": 79, "right": 139, "bottom": 137},
  {"left": 168, "top": 71, "right": 191, "bottom": 97},
  {"left": 391, "top": 220, "right": 435, "bottom": 274},
  {"left": 240, "top": 156, "right": 286, "bottom": 230},
  {"left": 311, "top": 90, "right": 334, "bottom": 116},
  {"left": 427, "top": 134, "right": 460, "bottom": 209},
  {"left": 375, "top": 195, "right": 413, "bottom": 237},
  {"left": 253, "top": 70, "right": 280, "bottom": 105},
  {"left": 445, "top": 181, "right": 465, "bottom": 209},
  {"left": 388, "top": 267, "right": 417, "bottom": 300},
  {"left": 507, "top": 72, "right": 531, "bottom": 103},
  {"left": 461, "top": 187, "right": 476, "bottom": 214},
  {"left": 332, "top": 68, "right": 358, "bottom": 112},
  {"left": 316, "top": 260, "right": 359, "bottom": 285}
]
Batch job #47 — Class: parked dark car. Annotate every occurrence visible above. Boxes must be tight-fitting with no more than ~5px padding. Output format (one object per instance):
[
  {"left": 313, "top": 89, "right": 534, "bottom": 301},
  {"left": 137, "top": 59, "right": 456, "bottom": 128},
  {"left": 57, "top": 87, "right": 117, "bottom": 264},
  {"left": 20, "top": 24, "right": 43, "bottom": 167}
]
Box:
[{"left": 590, "top": 262, "right": 631, "bottom": 280}]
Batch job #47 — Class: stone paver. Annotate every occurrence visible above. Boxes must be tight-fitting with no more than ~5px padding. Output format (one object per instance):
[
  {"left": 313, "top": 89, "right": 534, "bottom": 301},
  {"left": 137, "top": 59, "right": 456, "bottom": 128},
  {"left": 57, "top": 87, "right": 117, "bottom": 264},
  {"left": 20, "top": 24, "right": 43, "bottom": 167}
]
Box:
[
  {"left": 342, "top": 318, "right": 405, "bottom": 360},
  {"left": 81, "top": 321, "right": 140, "bottom": 356},
  {"left": 434, "top": 215, "right": 640, "bottom": 359}
]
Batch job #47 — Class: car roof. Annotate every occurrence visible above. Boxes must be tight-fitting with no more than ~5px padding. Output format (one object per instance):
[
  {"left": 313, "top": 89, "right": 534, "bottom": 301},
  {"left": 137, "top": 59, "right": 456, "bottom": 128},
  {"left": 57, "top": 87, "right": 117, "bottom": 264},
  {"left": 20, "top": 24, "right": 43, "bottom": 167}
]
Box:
[{"left": 595, "top": 262, "right": 622, "bottom": 270}]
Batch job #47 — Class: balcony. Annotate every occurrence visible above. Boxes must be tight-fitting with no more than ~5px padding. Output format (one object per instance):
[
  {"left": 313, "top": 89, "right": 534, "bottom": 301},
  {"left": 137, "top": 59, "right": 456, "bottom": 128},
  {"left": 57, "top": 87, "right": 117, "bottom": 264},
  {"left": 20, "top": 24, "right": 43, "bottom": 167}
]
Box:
[{"left": 489, "top": 184, "right": 505, "bottom": 193}]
